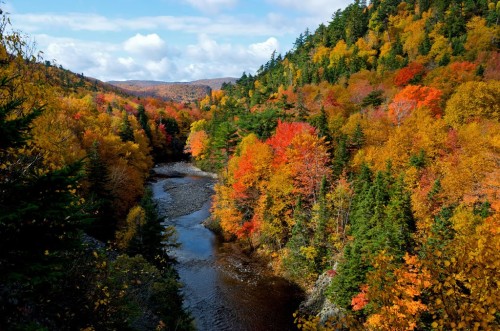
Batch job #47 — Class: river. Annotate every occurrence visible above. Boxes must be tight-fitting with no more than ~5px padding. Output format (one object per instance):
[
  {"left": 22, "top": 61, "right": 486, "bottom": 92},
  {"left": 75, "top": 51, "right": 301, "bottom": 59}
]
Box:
[{"left": 150, "top": 164, "right": 303, "bottom": 331}]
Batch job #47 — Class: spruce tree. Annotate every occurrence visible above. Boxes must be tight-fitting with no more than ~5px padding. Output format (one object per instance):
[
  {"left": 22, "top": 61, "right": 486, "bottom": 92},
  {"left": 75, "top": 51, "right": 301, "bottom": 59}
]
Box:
[
  {"left": 0, "top": 73, "right": 89, "bottom": 328},
  {"left": 85, "top": 140, "right": 116, "bottom": 241},
  {"left": 119, "top": 111, "right": 134, "bottom": 142},
  {"left": 137, "top": 104, "right": 152, "bottom": 142},
  {"left": 332, "top": 135, "right": 349, "bottom": 178}
]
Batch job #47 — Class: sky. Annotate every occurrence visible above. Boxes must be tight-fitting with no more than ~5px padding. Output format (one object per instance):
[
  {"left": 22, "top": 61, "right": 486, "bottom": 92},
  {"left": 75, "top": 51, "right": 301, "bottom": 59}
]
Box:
[{"left": 4, "top": 0, "right": 350, "bottom": 82}]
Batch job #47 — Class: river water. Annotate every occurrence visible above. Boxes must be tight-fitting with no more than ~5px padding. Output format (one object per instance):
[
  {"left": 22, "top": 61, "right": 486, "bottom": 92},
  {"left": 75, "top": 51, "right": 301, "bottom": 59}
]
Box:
[{"left": 151, "top": 173, "right": 303, "bottom": 331}]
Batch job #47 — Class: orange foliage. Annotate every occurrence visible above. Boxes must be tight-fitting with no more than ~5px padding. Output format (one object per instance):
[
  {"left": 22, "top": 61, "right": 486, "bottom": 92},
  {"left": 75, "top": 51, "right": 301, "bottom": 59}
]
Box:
[
  {"left": 185, "top": 130, "right": 209, "bottom": 159},
  {"left": 351, "top": 285, "right": 369, "bottom": 311},
  {"left": 365, "top": 253, "right": 431, "bottom": 331},
  {"left": 286, "top": 133, "right": 331, "bottom": 203},
  {"left": 266, "top": 120, "right": 316, "bottom": 166},
  {"left": 388, "top": 85, "right": 442, "bottom": 125},
  {"left": 394, "top": 62, "right": 425, "bottom": 87},
  {"left": 230, "top": 134, "right": 272, "bottom": 200}
]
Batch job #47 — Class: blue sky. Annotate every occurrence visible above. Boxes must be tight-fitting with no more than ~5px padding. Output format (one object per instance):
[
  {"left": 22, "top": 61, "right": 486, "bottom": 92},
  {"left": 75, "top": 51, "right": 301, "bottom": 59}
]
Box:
[{"left": 5, "top": 0, "right": 350, "bottom": 82}]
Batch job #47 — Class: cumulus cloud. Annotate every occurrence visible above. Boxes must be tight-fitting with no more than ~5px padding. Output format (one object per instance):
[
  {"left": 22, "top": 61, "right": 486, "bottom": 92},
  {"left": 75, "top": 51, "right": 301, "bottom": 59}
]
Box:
[
  {"left": 249, "top": 37, "right": 279, "bottom": 57},
  {"left": 123, "top": 33, "right": 167, "bottom": 60},
  {"left": 34, "top": 32, "right": 279, "bottom": 82},
  {"left": 7, "top": 0, "right": 348, "bottom": 82},
  {"left": 180, "top": 34, "right": 279, "bottom": 79}
]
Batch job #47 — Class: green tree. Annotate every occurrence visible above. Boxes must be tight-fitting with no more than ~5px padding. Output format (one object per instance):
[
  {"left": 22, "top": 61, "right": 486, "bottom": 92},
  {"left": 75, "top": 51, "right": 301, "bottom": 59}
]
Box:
[
  {"left": 137, "top": 104, "right": 152, "bottom": 142},
  {"left": 86, "top": 140, "right": 116, "bottom": 241},
  {"left": 0, "top": 73, "right": 89, "bottom": 329},
  {"left": 119, "top": 111, "right": 134, "bottom": 142}
]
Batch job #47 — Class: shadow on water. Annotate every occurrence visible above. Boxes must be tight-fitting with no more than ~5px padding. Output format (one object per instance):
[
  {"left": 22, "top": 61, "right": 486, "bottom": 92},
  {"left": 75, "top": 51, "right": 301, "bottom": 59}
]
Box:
[{"left": 152, "top": 176, "right": 304, "bottom": 331}]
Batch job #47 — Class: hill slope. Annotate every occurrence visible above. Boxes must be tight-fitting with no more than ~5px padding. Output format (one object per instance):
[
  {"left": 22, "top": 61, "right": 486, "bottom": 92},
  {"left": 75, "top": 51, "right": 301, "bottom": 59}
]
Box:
[
  {"left": 108, "top": 77, "right": 238, "bottom": 102},
  {"left": 184, "top": 0, "right": 500, "bottom": 329}
]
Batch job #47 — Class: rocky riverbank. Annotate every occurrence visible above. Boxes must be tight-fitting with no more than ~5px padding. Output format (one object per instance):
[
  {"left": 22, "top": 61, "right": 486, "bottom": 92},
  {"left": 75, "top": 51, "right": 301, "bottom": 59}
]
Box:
[{"left": 151, "top": 162, "right": 217, "bottom": 220}]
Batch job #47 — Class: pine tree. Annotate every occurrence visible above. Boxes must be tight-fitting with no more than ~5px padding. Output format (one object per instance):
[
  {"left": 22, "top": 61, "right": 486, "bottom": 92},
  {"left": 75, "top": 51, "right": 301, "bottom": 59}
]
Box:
[
  {"left": 0, "top": 76, "right": 43, "bottom": 149},
  {"left": 137, "top": 104, "right": 152, "bottom": 142},
  {"left": 0, "top": 72, "right": 89, "bottom": 327},
  {"left": 119, "top": 111, "right": 134, "bottom": 142},
  {"left": 332, "top": 135, "right": 349, "bottom": 178},
  {"left": 350, "top": 123, "right": 365, "bottom": 150},
  {"left": 384, "top": 175, "right": 415, "bottom": 255},
  {"left": 126, "top": 188, "right": 179, "bottom": 264},
  {"left": 85, "top": 140, "right": 116, "bottom": 241}
]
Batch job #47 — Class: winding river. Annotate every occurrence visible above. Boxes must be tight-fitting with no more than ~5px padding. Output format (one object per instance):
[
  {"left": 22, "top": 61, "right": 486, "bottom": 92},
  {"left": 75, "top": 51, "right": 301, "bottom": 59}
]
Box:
[{"left": 151, "top": 164, "right": 303, "bottom": 331}]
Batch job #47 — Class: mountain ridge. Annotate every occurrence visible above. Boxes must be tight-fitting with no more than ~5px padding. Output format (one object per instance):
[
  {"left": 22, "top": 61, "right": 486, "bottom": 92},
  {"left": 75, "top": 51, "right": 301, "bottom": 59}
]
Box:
[{"left": 108, "top": 77, "right": 238, "bottom": 102}]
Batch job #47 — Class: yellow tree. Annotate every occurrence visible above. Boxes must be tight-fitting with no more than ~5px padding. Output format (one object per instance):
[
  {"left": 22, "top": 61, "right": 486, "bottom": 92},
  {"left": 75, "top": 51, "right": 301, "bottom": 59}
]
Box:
[
  {"left": 363, "top": 252, "right": 431, "bottom": 331},
  {"left": 464, "top": 16, "right": 499, "bottom": 57},
  {"left": 444, "top": 80, "right": 500, "bottom": 126},
  {"left": 424, "top": 208, "right": 500, "bottom": 330}
]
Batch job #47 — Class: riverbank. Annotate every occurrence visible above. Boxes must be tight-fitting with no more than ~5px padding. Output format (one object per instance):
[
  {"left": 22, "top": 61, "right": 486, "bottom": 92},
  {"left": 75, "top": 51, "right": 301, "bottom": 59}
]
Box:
[
  {"left": 150, "top": 163, "right": 304, "bottom": 330},
  {"left": 151, "top": 162, "right": 217, "bottom": 220}
]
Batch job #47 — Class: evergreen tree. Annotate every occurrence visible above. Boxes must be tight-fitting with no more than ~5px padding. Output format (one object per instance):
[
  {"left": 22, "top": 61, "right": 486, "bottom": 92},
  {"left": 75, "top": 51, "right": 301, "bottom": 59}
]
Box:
[
  {"left": 0, "top": 73, "right": 90, "bottom": 329},
  {"left": 137, "top": 104, "right": 152, "bottom": 142},
  {"left": 332, "top": 135, "right": 350, "bottom": 178},
  {"left": 361, "top": 90, "right": 384, "bottom": 108},
  {"left": 283, "top": 198, "right": 314, "bottom": 281},
  {"left": 384, "top": 175, "right": 415, "bottom": 254},
  {"left": 119, "top": 111, "right": 134, "bottom": 142},
  {"left": 350, "top": 123, "right": 365, "bottom": 150},
  {"left": 106, "top": 103, "right": 113, "bottom": 114},
  {"left": 0, "top": 77, "right": 43, "bottom": 149},
  {"left": 312, "top": 176, "right": 330, "bottom": 271},
  {"left": 296, "top": 91, "right": 308, "bottom": 121},
  {"left": 85, "top": 140, "right": 116, "bottom": 241},
  {"left": 418, "top": 31, "right": 431, "bottom": 55},
  {"left": 126, "top": 188, "right": 179, "bottom": 264}
]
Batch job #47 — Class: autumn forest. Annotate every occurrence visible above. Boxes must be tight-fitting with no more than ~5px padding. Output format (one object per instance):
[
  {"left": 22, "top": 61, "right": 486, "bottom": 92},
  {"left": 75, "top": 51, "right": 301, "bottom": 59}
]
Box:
[{"left": 1, "top": 0, "right": 499, "bottom": 330}]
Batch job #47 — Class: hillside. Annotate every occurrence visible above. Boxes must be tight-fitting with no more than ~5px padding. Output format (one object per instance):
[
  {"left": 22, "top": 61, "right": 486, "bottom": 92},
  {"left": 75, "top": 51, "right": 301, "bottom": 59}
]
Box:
[
  {"left": 108, "top": 77, "right": 237, "bottom": 102},
  {"left": 185, "top": 0, "right": 500, "bottom": 329},
  {"left": 0, "top": 23, "right": 199, "bottom": 330},
  {"left": 1, "top": 0, "right": 499, "bottom": 330}
]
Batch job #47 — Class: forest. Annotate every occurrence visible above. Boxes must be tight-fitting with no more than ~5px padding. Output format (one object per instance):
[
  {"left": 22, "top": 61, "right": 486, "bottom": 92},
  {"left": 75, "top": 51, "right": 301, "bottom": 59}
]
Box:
[
  {"left": 184, "top": 0, "right": 500, "bottom": 329},
  {"left": 0, "top": 0, "right": 499, "bottom": 330},
  {"left": 0, "top": 12, "right": 201, "bottom": 330}
]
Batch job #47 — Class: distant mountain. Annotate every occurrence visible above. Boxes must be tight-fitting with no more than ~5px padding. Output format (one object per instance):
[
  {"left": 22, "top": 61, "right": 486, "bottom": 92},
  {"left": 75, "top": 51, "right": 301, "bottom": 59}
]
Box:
[
  {"left": 108, "top": 77, "right": 238, "bottom": 102},
  {"left": 190, "top": 77, "right": 238, "bottom": 90}
]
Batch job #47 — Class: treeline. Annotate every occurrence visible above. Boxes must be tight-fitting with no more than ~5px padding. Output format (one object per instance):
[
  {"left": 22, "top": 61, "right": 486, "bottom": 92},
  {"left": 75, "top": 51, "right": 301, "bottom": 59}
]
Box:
[
  {"left": 185, "top": 0, "right": 499, "bottom": 329},
  {"left": 0, "top": 15, "right": 198, "bottom": 330}
]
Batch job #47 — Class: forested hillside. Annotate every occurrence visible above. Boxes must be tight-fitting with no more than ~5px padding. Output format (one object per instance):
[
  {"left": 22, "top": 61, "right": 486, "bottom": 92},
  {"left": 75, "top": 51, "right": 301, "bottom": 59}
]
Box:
[
  {"left": 0, "top": 15, "right": 198, "bottom": 330},
  {"left": 108, "top": 78, "right": 237, "bottom": 103},
  {"left": 185, "top": 0, "right": 500, "bottom": 329}
]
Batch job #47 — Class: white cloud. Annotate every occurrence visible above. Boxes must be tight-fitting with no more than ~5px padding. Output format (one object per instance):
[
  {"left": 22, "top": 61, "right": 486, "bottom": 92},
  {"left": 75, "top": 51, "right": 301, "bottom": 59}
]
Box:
[
  {"left": 183, "top": 0, "right": 238, "bottom": 14},
  {"left": 181, "top": 34, "right": 279, "bottom": 79},
  {"left": 249, "top": 37, "right": 279, "bottom": 57},
  {"left": 123, "top": 33, "right": 167, "bottom": 60},
  {"left": 11, "top": 13, "right": 122, "bottom": 32},
  {"left": 33, "top": 32, "right": 280, "bottom": 82},
  {"left": 267, "top": 0, "right": 348, "bottom": 22},
  {"left": 10, "top": 12, "right": 293, "bottom": 37},
  {"left": 7, "top": 0, "right": 350, "bottom": 82}
]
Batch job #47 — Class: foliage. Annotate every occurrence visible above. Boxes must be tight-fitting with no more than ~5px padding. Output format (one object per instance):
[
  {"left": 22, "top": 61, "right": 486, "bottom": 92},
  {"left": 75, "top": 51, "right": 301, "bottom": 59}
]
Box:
[
  {"left": 0, "top": 14, "right": 193, "bottom": 329},
  {"left": 444, "top": 80, "right": 500, "bottom": 126},
  {"left": 187, "top": 1, "right": 500, "bottom": 329}
]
